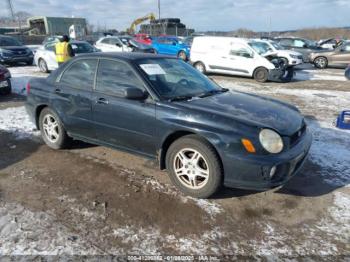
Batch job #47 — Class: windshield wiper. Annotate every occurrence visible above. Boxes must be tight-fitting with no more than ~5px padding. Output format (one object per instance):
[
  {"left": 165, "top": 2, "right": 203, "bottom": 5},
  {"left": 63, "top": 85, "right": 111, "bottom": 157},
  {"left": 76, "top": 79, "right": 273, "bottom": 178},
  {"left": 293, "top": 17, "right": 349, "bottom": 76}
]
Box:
[
  {"left": 168, "top": 95, "right": 193, "bottom": 102},
  {"left": 197, "top": 88, "right": 228, "bottom": 98}
]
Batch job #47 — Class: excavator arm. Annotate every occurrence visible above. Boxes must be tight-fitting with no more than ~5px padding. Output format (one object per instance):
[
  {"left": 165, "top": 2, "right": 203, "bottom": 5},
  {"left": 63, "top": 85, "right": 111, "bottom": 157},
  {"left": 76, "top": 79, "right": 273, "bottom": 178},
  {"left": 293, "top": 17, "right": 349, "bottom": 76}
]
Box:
[{"left": 127, "top": 13, "right": 156, "bottom": 34}]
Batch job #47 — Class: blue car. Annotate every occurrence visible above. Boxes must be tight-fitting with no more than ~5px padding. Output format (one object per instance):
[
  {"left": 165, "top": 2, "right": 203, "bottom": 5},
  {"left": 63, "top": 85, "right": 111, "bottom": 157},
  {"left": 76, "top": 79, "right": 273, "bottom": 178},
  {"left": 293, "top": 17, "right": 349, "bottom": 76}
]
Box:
[
  {"left": 345, "top": 65, "right": 350, "bottom": 80},
  {"left": 152, "top": 36, "right": 190, "bottom": 61}
]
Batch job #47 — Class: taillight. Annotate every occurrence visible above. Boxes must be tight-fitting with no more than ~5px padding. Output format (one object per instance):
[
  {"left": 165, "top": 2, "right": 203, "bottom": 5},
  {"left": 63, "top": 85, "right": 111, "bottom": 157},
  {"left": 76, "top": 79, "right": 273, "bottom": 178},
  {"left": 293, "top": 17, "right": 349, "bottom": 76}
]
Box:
[{"left": 26, "top": 82, "right": 31, "bottom": 95}]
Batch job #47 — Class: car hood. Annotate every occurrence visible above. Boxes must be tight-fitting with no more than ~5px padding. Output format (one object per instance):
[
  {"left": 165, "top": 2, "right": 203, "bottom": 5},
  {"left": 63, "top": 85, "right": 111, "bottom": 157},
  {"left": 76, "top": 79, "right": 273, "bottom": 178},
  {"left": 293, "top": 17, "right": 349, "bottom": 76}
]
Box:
[
  {"left": 175, "top": 91, "right": 304, "bottom": 136},
  {"left": 277, "top": 50, "right": 303, "bottom": 56}
]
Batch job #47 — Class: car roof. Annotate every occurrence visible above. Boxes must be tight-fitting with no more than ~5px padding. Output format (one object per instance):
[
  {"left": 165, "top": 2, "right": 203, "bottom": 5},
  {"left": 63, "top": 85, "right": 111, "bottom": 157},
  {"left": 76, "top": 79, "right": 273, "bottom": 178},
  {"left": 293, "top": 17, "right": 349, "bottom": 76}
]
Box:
[{"left": 75, "top": 52, "right": 175, "bottom": 61}]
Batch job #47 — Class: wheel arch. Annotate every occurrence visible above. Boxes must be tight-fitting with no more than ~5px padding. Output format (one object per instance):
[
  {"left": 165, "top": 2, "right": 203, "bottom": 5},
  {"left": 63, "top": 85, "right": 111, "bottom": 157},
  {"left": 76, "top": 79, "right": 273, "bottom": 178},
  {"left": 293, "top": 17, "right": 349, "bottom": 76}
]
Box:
[
  {"left": 35, "top": 104, "right": 49, "bottom": 129},
  {"left": 159, "top": 130, "right": 224, "bottom": 174}
]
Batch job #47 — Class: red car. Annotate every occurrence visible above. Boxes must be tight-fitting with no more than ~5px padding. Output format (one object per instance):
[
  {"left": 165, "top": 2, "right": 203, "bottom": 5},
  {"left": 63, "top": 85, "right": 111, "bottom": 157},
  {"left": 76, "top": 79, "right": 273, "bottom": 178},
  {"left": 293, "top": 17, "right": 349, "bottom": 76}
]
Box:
[
  {"left": 0, "top": 65, "right": 11, "bottom": 95},
  {"left": 133, "top": 34, "right": 152, "bottom": 45}
]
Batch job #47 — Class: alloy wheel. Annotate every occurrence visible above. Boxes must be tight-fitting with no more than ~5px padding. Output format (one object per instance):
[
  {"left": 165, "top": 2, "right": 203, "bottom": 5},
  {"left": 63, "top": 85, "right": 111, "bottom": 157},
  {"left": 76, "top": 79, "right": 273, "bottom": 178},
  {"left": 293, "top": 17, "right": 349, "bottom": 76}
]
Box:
[
  {"left": 173, "top": 148, "right": 210, "bottom": 190},
  {"left": 42, "top": 114, "right": 60, "bottom": 143}
]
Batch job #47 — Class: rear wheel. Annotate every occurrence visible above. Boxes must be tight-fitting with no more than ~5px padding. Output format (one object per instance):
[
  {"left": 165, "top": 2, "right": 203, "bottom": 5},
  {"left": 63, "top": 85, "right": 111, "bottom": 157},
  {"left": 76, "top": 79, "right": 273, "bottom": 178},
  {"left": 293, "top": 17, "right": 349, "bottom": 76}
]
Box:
[
  {"left": 253, "top": 67, "right": 269, "bottom": 82},
  {"left": 194, "top": 62, "right": 206, "bottom": 74},
  {"left": 39, "top": 108, "right": 71, "bottom": 149},
  {"left": 38, "top": 59, "right": 49, "bottom": 73},
  {"left": 178, "top": 51, "right": 187, "bottom": 61},
  {"left": 166, "top": 135, "right": 222, "bottom": 198},
  {"left": 314, "top": 57, "right": 328, "bottom": 69}
]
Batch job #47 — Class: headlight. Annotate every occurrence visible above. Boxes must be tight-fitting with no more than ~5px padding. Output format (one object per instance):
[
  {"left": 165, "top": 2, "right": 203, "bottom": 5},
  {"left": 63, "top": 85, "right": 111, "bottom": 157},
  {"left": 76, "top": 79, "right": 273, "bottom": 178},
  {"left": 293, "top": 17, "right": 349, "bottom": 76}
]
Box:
[
  {"left": 290, "top": 54, "right": 299, "bottom": 59},
  {"left": 259, "top": 129, "right": 284, "bottom": 154}
]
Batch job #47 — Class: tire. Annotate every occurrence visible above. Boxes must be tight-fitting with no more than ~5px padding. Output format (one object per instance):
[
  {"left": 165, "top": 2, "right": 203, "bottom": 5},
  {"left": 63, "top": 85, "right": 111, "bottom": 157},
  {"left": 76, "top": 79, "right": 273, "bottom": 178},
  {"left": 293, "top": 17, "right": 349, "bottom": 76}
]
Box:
[
  {"left": 280, "top": 57, "right": 289, "bottom": 68},
  {"left": 253, "top": 67, "right": 269, "bottom": 82},
  {"left": 165, "top": 135, "right": 222, "bottom": 198},
  {"left": 38, "top": 59, "right": 49, "bottom": 73},
  {"left": 194, "top": 62, "right": 206, "bottom": 74},
  {"left": 177, "top": 51, "right": 187, "bottom": 61},
  {"left": 314, "top": 57, "right": 328, "bottom": 69},
  {"left": 39, "top": 107, "right": 71, "bottom": 149}
]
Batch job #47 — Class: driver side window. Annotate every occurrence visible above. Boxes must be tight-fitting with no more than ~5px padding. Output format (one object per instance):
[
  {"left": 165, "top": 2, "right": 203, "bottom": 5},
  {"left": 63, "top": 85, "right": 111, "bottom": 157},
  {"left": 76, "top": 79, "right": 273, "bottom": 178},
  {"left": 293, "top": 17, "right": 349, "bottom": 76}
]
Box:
[
  {"left": 229, "top": 44, "right": 253, "bottom": 58},
  {"left": 293, "top": 40, "right": 306, "bottom": 48}
]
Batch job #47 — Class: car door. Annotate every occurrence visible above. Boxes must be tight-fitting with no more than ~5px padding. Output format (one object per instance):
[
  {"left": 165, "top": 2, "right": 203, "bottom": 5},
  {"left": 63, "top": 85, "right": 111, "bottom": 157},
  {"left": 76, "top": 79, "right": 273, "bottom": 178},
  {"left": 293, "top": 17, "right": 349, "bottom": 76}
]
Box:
[
  {"left": 214, "top": 43, "right": 254, "bottom": 76},
  {"left": 97, "top": 38, "right": 112, "bottom": 52},
  {"left": 92, "top": 59, "right": 157, "bottom": 156},
  {"left": 331, "top": 43, "right": 350, "bottom": 66},
  {"left": 155, "top": 38, "right": 167, "bottom": 54},
  {"left": 44, "top": 43, "right": 58, "bottom": 69},
  {"left": 51, "top": 58, "right": 98, "bottom": 138},
  {"left": 108, "top": 38, "right": 124, "bottom": 52}
]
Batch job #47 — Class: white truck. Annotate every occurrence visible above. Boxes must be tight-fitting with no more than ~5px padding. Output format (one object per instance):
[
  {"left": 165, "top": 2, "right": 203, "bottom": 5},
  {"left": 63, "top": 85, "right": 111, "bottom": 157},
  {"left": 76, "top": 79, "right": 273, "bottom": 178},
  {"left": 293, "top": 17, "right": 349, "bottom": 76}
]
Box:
[{"left": 190, "top": 36, "right": 293, "bottom": 82}]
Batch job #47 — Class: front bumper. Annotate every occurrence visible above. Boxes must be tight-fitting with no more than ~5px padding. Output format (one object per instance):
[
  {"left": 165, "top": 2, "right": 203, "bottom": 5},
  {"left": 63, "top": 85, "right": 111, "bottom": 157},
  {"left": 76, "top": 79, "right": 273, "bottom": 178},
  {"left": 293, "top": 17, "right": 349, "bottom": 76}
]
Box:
[
  {"left": 222, "top": 128, "right": 313, "bottom": 191},
  {"left": 289, "top": 58, "right": 303, "bottom": 66},
  {"left": 0, "top": 79, "right": 11, "bottom": 94},
  {"left": 268, "top": 68, "right": 294, "bottom": 82},
  {"left": 0, "top": 55, "right": 34, "bottom": 64}
]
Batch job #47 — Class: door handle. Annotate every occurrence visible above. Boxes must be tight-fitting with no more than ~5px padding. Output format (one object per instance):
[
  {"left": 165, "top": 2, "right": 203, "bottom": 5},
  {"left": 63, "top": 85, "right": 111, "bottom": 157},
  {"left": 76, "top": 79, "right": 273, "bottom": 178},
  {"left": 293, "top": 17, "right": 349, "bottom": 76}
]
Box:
[
  {"left": 221, "top": 56, "right": 227, "bottom": 59},
  {"left": 96, "top": 98, "right": 109, "bottom": 105},
  {"left": 54, "top": 88, "right": 61, "bottom": 93}
]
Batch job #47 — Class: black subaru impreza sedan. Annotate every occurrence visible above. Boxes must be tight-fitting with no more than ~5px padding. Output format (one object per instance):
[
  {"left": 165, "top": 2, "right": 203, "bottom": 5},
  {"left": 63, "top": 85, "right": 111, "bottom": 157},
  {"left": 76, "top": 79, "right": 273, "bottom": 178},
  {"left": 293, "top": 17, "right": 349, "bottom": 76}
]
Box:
[{"left": 26, "top": 53, "right": 312, "bottom": 198}]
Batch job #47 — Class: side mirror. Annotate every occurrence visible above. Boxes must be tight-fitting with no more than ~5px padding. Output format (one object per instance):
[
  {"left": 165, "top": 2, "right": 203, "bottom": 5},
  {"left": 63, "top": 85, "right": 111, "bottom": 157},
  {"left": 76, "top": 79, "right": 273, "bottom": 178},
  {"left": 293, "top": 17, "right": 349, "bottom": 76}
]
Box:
[
  {"left": 123, "top": 87, "right": 148, "bottom": 100},
  {"left": 172, "top": 41, "right": 177, "bottom": 46},
  {"left": 116, "top": 43, "right": 122, "bottom": 47}
]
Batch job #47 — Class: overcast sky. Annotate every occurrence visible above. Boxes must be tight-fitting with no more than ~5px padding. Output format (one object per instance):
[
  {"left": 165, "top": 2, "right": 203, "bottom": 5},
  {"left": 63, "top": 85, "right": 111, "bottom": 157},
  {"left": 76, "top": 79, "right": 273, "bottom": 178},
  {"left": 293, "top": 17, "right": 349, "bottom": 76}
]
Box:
[{"left": 1, "top": 0, "right": 350, "bottom": 32}]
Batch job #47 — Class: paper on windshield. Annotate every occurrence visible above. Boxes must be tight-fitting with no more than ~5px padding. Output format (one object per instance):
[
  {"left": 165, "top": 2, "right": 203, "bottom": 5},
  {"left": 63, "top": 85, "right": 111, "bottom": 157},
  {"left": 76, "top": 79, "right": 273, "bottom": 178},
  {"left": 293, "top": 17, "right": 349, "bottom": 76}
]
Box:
[{"left": 140, "top": 64, "right": 166, "bottom": 75}]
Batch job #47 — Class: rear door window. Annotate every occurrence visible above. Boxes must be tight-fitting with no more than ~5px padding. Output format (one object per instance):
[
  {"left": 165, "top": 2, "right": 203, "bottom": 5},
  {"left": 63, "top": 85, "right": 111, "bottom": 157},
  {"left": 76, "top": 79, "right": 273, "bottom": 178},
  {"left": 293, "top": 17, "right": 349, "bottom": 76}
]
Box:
[
  {"left": 60, "top": 59, "right": 98, "bottom": 90},
  {"left": 96, "top": 59, "right": 144, "bottom": 96},
  {"left": 293, "top": 39, "right": 306, "bottom": 48},
  {"left": 278, "top": 39, "right": 293, "bottom": 47}
]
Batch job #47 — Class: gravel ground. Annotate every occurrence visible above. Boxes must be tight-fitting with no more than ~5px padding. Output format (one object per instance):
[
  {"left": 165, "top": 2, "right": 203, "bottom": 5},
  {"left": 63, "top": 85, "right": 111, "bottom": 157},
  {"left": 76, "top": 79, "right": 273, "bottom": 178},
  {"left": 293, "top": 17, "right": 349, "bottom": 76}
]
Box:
[{"left": 0, "top": 65, "right": 349, "bottom": 260}]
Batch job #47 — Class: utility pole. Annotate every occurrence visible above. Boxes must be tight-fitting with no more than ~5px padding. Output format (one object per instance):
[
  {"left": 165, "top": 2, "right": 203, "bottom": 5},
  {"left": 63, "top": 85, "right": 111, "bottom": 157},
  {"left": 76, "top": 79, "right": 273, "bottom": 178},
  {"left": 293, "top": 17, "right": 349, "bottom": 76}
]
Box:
[
  {"left": 158, "top": 0, "right": 161, "bottom": 20},
  {"left": 6, "top": 0, "right": 22, "bottom": 39}
]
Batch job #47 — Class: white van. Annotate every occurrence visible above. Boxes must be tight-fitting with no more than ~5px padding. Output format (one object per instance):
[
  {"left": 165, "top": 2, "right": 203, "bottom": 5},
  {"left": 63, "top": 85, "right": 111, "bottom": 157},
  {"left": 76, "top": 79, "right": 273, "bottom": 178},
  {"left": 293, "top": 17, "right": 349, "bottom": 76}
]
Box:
[{"left": 190, "top": 36, "right": 288, "bottom": 82}]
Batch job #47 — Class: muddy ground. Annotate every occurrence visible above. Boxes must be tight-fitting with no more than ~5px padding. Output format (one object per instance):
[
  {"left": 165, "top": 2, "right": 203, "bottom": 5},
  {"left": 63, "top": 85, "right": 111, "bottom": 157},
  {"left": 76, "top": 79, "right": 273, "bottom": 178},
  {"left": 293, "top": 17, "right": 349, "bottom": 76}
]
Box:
[{"left": 0, "top": 65, "right": 349, "bottom": 259}]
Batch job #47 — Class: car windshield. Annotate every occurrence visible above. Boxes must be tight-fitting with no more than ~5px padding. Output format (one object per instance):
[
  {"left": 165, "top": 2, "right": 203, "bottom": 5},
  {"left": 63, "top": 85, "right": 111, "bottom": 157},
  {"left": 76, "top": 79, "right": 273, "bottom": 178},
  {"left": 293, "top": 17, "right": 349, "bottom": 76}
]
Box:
[
  {"left": 0, "top": 37, "right": 21, "bottom": 47},
  {"left": 71, "top": 42, "right": 95, "bottom": 53},
  {"left": 248, "top": 41, "right": 272, "bottom": 55},
  {"left": 137, "top": 58, "right": 224, "bottom": 100}
]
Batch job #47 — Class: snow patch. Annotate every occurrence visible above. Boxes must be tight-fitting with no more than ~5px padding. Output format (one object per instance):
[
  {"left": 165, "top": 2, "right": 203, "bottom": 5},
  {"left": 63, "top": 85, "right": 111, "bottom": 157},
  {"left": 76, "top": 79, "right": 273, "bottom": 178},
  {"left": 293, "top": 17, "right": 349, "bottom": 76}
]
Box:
[{"left": 0, "top": 106, "right": 39, "bottom": 139}]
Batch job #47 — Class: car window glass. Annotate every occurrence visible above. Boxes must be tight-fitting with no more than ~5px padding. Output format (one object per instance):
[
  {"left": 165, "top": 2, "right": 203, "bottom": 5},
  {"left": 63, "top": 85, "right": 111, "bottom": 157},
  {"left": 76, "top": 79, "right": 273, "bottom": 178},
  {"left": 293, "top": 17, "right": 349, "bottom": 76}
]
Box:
[
  {"left": 45, "top": 43, "right": 55, "bottom": 51},
  {"left": 279, "top": 39, "right": 292, "bottom": 46},
  {"left": 101, "top": 38, "right": 110, "bottom": 44},
  {"left": 293, "top": 39, "right": 306, "bottom": 48},
  {"left": 96, "top": 59, "right": 144, "bottom": 96},
  {"left": 229, "top": 43, "right": 253, "bottom": 58},
  {"left": 60, "top": 59, "right": 97, "bottom": 90},
  {"left": 109, "top": 38, "right": 121, "bottom": 45}
]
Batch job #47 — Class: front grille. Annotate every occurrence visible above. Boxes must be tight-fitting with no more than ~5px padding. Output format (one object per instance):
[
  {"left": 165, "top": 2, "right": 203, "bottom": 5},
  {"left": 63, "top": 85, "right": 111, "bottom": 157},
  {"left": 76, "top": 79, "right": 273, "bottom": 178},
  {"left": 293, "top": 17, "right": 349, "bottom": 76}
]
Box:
[
  {"left": 290, "top": 123, "right": 306, "bottom": 147},
  {"left": 12, "top": 49, "right": 28, "bottom": 56}
]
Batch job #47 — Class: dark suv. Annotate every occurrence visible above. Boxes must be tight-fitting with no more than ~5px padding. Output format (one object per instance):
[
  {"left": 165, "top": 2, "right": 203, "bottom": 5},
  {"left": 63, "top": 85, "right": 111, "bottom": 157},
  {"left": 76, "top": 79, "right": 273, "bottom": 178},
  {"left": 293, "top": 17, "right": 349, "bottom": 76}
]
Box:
[
  {"left": 0, "top": 35, "right": 34, "bottom": 65},
  {"left": 274, "top": 37, "right": 322, "bottom": 63}
]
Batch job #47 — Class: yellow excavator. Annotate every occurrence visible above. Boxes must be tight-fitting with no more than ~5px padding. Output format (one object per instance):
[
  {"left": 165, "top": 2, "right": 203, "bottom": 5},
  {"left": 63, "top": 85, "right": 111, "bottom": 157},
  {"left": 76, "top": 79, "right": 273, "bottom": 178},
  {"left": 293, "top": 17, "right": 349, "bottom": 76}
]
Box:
[{"left": 127, "top": 13, "right": 156, "bottom": 35}]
